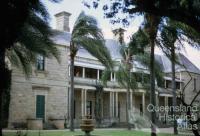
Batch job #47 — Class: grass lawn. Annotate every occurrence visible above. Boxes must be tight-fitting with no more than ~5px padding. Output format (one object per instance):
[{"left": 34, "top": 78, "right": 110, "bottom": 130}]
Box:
[{"left": 3, "top": 130, "right": 189, "bottom": 136}]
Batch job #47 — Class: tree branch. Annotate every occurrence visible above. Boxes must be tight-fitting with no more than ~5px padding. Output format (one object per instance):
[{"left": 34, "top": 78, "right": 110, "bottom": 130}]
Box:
[
  {"left": 190, "top": 90, "right": 200, "bottom": 105},
  {"left": 128, "top": 5, "right": 200, "bottom": 33}
]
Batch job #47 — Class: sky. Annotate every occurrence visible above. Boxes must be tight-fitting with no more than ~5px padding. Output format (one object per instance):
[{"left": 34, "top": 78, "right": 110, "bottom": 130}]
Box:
[{"left": 44, "top": 0, "right": 200, "bottom": 69}]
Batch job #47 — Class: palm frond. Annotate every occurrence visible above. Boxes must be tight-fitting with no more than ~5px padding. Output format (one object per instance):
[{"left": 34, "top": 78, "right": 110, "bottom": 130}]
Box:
[
  {"left": 129, "top": 28, "right": 149, "bottom": 54},
  {"left": 6, "top": 43, "right": 37, "bottom": 76},
  {"left": 135, "top": 53, "right": 164, "bottom": 87},
  {"left": 71, "top": 12, "right": 113, "bottom": 69},
  {"left": 8, "top": 6, "right": 61, "bottom": 77},
  {"left": 115, "top": 64, "right": 137, "bottom": 90},
  {"left": 100, "top": 68, "right": 112, "bottom": 85}
]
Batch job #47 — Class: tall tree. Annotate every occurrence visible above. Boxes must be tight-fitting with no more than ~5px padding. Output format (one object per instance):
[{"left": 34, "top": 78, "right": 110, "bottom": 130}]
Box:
[
  {"left": 0, "top": 1, "right": 61, "bottom": 135},
  {"left": 158, "top": 19, "right": 200, "bottom": 135},
  {"left": 113, "top": 28, "right": 133, "bottom": 130},
  {"left": 143, "top": 14, "right": 160, "bottom": 136},
  {"left": 69, "top": 11, "right": 113, "bottom": 131},
  {"left": 85, "top": 0, "right": 200, "bottom": 33},
  {"left": 102, "top": 27, "right": 163, "bottom": 131},
  {"left": 159, "top": 23, "right": 178, "bottom": 135}
]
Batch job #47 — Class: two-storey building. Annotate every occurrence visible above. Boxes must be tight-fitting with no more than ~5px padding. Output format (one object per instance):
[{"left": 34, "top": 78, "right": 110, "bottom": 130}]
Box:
[{"left": 8, "top": 11, "right": 200, "bottom": 128}]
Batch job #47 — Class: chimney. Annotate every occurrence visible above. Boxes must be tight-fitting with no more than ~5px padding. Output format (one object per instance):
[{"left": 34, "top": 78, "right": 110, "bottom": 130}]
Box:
[
  {"left": 112, "top": 28, "right": 126, "bottom": 44},
  {"left": 55, "top": 11, "right": 71, "bottom": 32}
]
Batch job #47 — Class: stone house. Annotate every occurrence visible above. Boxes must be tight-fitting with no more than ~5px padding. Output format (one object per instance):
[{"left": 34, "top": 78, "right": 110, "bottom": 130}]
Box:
[{"left": 8, "top": 11, "right": 200, "bottom": 128}]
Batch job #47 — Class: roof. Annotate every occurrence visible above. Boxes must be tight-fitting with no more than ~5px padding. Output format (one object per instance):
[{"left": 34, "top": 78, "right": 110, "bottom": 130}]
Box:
[
  {"left": 51, "top": 31, "right": 122, "bottom": 60},
  {"left": 51, "top": 30, "right": 200, "bottom": 74},
  {"left": 155, "top": 53, "right": 200, "bottom": 74},
  {"left": 54, "top": 11, "right": 71, "bottom": 17}
]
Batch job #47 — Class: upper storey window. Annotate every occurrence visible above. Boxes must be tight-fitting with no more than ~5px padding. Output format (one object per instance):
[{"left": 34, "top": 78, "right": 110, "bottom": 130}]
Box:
[
  {"left": 36, "top": 55, "right": 45, "bottom": 71},
  {"left": 165, "top": 80, "right": 181, "bottom": 90},
  {"left": 85, "top": 68, "right": 97, "bottom": 79},
  {"left": 74, "top": 66, "right": 83, "bottom": 77}
]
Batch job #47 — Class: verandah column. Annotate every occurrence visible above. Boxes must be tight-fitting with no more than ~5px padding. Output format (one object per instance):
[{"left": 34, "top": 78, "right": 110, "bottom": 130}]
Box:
[
  {"left": 109, "top": 91, "right": 113, "bottom": 118},
  {"left": 112, "top": 92, "right": 115, "bottom": 117},
  {"left": 115, "top": 92, "right": 118, "bottom": 118},
  {"left": 84, "top": 90, "right": 87, "bottom": 116},
  {"left": 165, "top": 96, "right": 168, "bottom": 115},
  {"left": 142, "top": 92, "right": 145, "bottom": 115},
  {"left": 130, "top": 91, "right": 133, "bottom": 111},
  {"left": 81, "top": 89, "right": 85, "bottom": 117},
  {"left": 81, "top": 89, "right": 87, "bottom": 117}
]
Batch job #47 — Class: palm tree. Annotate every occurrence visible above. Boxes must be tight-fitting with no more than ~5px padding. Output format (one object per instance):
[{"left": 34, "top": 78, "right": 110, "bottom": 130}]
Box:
[
  {"left": 143, "top": 14, "right": 160, "bottom": 136},
  {"left": 158, "top": 19, "right": 200, "bottom": 135},
  {"left": 159, "top": 22, "right": 178, "bottom": 135},
  {"left": 0, "top": 1, "right": 60, "bottom": 135},
  {"left": 69, "top": 11, "right": 113, "bottom": 131},
  {"left": 102, "top": 27, "right": 163, "bottom": 130},
  {"left": 112, "top": 28, "right": 134, "bottom": 130}
]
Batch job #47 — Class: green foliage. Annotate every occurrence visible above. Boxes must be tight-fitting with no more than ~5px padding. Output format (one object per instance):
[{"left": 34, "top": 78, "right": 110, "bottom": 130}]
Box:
[
  {"left": 157, "top": 19, "right": 200, "bottom": 66},
  {"left": 94, "top": 84, "right": 103, "bottom": 125},
  {"left": 129, "top": 113, "right": 151, "bottom": 129},
  {"left": 71, "top": 11, "right": 113, "bottom": 69},
  {"left": 168, "top": 21, "right": 200, "bottom": 48},
  {"left": 115, "top": 64, "right": 137, "bottom": 90},
  {"left": 101, "top": 68, "right": 112, "bottom": 85},
  {"left": 85, "top": 0, "right": 200, "bottom": 34},
  {"left": 135, "top": 53, "right": 164, "bottom": 88},
  {"left": 129, "top": 28, "right": 149, "bottom": 54},
  {"left": 5, "top": 1, "right": 61, "bottom": 76}
]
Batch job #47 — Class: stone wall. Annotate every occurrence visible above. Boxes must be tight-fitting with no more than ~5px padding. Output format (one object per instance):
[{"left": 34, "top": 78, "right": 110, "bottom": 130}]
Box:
[
  {"left": 8, "top": 45, "right": 69, "bottom": 127},
  {"left": 179, "top": 72, "right": 200, "bottom": 104},
  {"left": 166, "top": 71, "right": 200, "bottom": 104}
]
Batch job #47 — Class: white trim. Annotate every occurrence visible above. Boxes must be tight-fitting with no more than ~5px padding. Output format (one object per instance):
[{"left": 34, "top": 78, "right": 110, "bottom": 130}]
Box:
[
  {"left": 74, "top": 62, "right": 105, "bottom": 70},
  {"left": 159, "top": 94, "right": 173, "bottom": 97}
]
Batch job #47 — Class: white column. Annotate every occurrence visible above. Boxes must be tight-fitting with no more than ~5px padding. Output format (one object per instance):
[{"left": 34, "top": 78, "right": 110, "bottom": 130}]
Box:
[
  {"left": 180, "top": 72, "right": 182, "bottom": 90},
  {"left": 84, "top": 90, "right": 87, "bottom": 115},
  {"left": 81, "top": 89, "right": 85, "bottom": 117},
  {"left": 156, "top": 93, "right": 159, "bottom": 106},
  {"left": 112, "top": 92, "right": 115, "bottom": 117},
  {"left": 67, "top": 87, "right": 70, "bottom": 118},
  {"left": 82, "top": 67, "right": 85, "bottom": 78},
  {"left": 110, "top": 73, "right": 113, "bottom": 81},
  {"left": 97, "top": 69, "right": 100, "bottom": 80},
  {"left": 115, "top": 92, "right": 118, "bottom": 117},
  {"left": 165, "top": 96, "right": 168, "bottom": 106},
  {"left": 109, "top": 92, "right": 113, "bottom": 117},
  {"left": 130, "top": 91, "right": 133, "bottom": 111},
  {"left": 142, "top": 93, "right": 145, "bottom": 115}
]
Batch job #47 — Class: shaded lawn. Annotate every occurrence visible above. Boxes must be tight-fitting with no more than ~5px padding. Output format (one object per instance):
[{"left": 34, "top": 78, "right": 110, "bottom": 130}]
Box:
[{"left": 3, "top": 130, "right": 189, "bottom": 136}]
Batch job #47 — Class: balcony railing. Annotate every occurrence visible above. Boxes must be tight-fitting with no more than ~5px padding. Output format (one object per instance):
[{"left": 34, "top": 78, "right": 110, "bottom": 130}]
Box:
[
  {"left": 74, "top": 77, "right": 120, "bottom": 87},
  {"left": 74, "top": 77, "right": 151, "bottom": 89}
]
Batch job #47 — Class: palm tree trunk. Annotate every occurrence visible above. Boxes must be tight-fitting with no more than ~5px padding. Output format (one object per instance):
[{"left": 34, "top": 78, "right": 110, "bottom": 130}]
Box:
[
  {"left": 70, "top": 42, "right": 75, "bottom": 132},
  {"left": 150, "top": 40, "right": 156, "bottom": 136},
  {"left": 0, "top": 91, "right": 2, "bottom": 136},
  {"left": 126, "top": 68, "right": 131, "bottom": 130},
  {"left": 171, "top": 46, "right": 178, "bottom": 135},
  {"left": 0, "top": 48, "right": 6, "bottom": 136}
]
